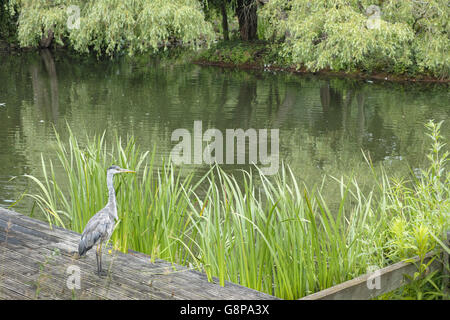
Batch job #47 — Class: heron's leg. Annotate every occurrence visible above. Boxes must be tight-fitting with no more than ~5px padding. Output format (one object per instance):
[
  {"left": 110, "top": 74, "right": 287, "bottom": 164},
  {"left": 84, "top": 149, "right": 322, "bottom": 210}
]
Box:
[
  {"left": 95, "top": 243, "right": 101, "bottom": 274},
  {"left": 96, "top": 242, "right": 107, "bottom": 277}
]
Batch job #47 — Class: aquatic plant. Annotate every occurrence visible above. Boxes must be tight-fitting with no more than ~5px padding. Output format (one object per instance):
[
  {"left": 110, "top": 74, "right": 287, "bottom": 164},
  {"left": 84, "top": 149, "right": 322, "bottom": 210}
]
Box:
[{"left": 22, "top": 120, "right": 449, "bottom": 299}]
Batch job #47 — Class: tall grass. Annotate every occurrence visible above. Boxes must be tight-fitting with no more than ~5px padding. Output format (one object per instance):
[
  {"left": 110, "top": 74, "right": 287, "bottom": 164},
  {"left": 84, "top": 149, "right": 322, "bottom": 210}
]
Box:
[{"left": 22, "top": 121, "right": 449, "bottom": 299}]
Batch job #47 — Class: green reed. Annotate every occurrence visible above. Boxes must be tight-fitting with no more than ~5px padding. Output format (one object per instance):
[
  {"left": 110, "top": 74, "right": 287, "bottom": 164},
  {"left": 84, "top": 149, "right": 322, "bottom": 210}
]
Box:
[{"left": 21, "top": 120, "right": 449, "bottom": 299}]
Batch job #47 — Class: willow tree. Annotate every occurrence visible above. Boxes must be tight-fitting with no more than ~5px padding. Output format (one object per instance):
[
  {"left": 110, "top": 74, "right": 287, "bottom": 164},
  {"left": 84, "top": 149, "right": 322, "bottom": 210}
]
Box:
[
  {"left": 235, "top": 0, "right": 259, "bottom": 40},
  {"left": 8, "top": 0, "right": 215, "bottom": 55},
  {"left": 202, "top": 0, "right": 260, "bottom": 41},
  {"left": 260, "top": 0, "right": 449, "bottom": 78}
]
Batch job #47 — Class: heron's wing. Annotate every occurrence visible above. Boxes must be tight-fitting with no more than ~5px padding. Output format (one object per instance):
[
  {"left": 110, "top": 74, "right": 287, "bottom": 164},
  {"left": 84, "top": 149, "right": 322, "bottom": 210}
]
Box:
[{"left": 78, "top": 208, "right": 112, "bottom": 256}]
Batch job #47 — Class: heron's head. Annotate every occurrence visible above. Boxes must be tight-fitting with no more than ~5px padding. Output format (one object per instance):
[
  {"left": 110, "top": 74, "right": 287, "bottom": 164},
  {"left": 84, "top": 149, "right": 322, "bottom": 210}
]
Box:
[{"left": 107, "top": 165, "right": 135, "bottom": 175}]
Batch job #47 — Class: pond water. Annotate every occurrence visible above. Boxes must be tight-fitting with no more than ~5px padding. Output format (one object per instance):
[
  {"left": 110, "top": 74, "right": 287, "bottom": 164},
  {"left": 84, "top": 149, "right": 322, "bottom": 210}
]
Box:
[{"left": 0, "top": 50, "right": 449, "bottom": 214}]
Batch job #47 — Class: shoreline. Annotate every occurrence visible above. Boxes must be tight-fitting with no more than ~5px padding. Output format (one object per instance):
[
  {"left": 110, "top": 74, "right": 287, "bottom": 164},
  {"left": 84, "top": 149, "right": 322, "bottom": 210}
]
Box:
[
  {"left": 193, "top": 58, "right": 450, "bottom": 84},
  {"left": 2, "top": 40, "right": 448, "bottom": 84}
]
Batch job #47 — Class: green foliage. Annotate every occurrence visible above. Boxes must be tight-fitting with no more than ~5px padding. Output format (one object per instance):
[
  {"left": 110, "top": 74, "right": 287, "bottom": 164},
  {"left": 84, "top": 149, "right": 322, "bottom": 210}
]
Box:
[
  {"left": 382, "top": 120, "right": 449, "bottom": 262},
  {"left": 260, "top": 0, "right": 449, "bottom": 78},
  {"left": 8, "top": 0, "right": 215, "bottom": 56},
  {"left": 197, "top": 40, "right": 291, "bottom": 67},
  {"left": 375, "top": 120, "right": 450, "bottom": 299},
  {"left": 21, "top": 120, "right": 449, "bottom": 299},
  {"left": 198, "top": 40, "right": 269, "bottom": 65},
  {"left": 0, "top": 0, "right": 18, "bottom": 43},
  {"left": 7, "top": 0, "right": 449, "bottom": 78},
  {"left": 379, "top": 270, "right": 447, "bottom": 300}
]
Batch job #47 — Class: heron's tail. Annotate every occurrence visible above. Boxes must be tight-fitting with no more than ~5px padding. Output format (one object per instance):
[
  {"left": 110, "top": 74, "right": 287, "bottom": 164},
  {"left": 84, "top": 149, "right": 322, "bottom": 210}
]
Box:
[
  {"left": 78, "top": 229, "right": 102, "bottom": 256},
  {"left": 78, "top": 235, "right": 92, "bottom": 257}
]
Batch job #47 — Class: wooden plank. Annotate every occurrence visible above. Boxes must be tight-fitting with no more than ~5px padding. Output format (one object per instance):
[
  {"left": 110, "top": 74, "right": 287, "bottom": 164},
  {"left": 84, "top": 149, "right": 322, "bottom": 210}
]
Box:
[
  {"left": 0, "top": 245, "right": 129, "bottom": 300},
  {"left": 0, "top": 277, "right": 37, "bottom": 300},
  {"left": 0, "top": 286, "right": 32, "bottom": 300},
  {"left": 0, "top": 227, "right": 184, "bottom": 300},
  {"left": 300, "top": 252, "right": 442, "bottom": 300},
  {"left": 0, "top": 209, "right": 277, "bottom": 299},
  {"left": 0, "top": 224, "right": 230, "bottom": 300},
  {"left": 128, "top": 249, "right": 268, "bottom": 299},
  {"left": 0, "top": 208, "right": 278, "bottom": 300},
  {"left": 443, "top": 231, "right": 450, "bottom": 298},
  {"left": 0, "top": 216, "right": 176, "bottom": 300}
]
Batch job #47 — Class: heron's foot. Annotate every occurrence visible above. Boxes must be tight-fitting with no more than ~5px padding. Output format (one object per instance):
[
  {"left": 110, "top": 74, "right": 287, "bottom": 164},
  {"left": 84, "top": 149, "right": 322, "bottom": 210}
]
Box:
[{"left": 96, "top": 270, "right": 109, "bottom": 277}]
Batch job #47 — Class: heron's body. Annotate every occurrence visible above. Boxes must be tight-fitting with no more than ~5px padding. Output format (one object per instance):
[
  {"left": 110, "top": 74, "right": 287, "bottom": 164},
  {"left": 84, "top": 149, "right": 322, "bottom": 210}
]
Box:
[
  {"left": 78, "top": 165, "right": 134, "bottom": 276},
  {"left": 78, "top": 206, "right": 115, "bottom": 256}
]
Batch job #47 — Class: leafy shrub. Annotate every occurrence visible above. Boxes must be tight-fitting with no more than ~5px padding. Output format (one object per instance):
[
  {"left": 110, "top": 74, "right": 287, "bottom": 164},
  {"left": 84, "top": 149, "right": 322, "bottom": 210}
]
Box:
[{"left": 260, "top": 0, "right": 449, "bottom": 78}]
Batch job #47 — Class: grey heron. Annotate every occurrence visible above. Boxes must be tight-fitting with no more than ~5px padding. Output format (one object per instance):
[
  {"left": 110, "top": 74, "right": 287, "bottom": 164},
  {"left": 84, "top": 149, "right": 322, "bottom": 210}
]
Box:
[{"left": 78, "top": 165, "right": 135, "bottom": 276}]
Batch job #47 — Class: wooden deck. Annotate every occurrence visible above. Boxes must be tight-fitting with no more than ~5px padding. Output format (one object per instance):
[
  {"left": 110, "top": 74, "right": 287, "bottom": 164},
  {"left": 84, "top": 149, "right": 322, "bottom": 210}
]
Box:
[
  {"left": 0, "top": 208, "right": 278, "bottom": 300},
  {"left": 300, "top": 251, "right": 444, "bottom": 300}
]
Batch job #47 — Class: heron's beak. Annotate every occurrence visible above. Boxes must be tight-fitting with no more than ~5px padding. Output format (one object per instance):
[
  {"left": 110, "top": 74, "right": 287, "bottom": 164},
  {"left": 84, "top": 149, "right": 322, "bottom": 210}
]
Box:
[{"left": 120, "top": 169, "right": 135, "bottom": 174}]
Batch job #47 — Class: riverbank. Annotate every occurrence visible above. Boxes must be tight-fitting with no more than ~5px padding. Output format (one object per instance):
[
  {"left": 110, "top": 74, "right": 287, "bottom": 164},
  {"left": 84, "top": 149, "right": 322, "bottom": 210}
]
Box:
[
  {"left": 0, "top": 40, "right": 18, "bottom": 52},
  {"left": 2, "top": 39, "right": 448, "bottom": 84},
  {"left": 194, "top": 41, "right": 450, "bottom": 84}
]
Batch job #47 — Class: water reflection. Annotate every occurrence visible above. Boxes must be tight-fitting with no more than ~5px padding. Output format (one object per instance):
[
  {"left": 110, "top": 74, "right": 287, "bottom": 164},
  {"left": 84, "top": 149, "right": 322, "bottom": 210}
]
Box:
[
  {"left": 0, "top": 50, "right": 448, "bottom": 213},
  {"left": 30, "top": 49, "right": 60, "bottom": 122}
]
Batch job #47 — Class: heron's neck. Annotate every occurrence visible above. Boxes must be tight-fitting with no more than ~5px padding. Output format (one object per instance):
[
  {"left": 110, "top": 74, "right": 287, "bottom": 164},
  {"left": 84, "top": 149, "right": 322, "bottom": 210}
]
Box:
[{"left": 106, "top": 173, "right": 118, "bottom": 220}]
